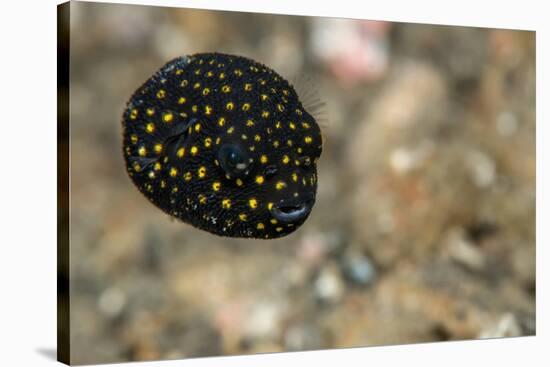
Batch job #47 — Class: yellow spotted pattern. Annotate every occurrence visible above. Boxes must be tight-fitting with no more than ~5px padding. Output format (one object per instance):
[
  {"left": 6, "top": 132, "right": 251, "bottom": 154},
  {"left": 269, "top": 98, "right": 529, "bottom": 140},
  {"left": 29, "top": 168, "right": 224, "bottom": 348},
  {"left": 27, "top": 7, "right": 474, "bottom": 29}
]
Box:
[{"left": 123, "top": 53, "right": 322, "bottom": 239}]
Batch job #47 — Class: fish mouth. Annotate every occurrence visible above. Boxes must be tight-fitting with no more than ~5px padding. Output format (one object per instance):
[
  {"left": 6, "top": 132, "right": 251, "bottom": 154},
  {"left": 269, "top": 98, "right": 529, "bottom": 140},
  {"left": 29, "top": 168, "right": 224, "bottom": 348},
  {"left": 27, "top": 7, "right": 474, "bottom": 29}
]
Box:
[{"left": 270, "top": 193, "right": 315, "bottom": 223}]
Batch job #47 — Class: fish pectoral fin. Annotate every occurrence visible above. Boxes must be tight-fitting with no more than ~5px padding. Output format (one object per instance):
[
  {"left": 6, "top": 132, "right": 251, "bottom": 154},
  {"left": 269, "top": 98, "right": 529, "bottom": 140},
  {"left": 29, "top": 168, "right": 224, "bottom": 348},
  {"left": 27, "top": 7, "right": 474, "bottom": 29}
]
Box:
[
  {"left": 128, "top": 156, "right": 158, "bottom": 170},
  {"left": 164, "top": 118, "right": 197, "bottom": 156}
]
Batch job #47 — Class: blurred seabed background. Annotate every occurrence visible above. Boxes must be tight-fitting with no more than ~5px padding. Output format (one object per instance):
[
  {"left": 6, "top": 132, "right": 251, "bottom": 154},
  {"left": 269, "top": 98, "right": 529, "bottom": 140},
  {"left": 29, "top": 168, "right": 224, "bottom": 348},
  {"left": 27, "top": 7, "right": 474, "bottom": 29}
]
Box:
[{"left": 67, "top": 1, "right": 535, "bottom": 364}]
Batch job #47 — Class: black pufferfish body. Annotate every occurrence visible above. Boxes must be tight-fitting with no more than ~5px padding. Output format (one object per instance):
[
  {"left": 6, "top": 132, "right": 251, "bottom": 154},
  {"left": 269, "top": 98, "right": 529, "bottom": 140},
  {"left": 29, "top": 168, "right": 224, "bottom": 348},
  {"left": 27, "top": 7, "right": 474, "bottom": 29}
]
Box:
[{"left": 122, "top": 52, "right": 322, "bottom": 239}]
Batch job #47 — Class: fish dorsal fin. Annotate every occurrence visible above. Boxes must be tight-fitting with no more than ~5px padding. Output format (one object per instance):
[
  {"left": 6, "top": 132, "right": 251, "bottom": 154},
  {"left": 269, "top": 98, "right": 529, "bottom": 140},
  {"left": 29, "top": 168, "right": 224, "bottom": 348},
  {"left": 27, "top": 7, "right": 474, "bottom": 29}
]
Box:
[{"left": 292, "top": 73, "right": 329, "bottom": 128}]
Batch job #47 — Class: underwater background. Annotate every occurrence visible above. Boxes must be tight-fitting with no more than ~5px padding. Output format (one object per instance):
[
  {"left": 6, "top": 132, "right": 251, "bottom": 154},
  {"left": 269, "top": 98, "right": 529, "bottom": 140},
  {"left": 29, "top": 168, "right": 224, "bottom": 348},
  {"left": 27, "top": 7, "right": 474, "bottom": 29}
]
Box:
[{"left": 67, "top": 2, "right": 535, "bottom": 364}]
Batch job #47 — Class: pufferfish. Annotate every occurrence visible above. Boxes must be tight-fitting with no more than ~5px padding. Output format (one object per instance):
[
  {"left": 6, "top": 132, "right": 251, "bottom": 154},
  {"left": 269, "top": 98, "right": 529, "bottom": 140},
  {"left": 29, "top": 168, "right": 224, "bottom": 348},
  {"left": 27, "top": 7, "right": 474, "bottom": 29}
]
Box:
[{"left": 121, "top": 52, "right": 322, "bottom": 239}]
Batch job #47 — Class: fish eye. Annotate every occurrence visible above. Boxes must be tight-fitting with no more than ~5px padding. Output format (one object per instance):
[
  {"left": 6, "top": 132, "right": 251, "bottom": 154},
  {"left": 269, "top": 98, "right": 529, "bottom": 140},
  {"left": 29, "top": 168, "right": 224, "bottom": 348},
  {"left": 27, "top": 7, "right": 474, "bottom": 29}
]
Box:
[{"left": 218, "top": 144, "right": 251, "bottom": 178}]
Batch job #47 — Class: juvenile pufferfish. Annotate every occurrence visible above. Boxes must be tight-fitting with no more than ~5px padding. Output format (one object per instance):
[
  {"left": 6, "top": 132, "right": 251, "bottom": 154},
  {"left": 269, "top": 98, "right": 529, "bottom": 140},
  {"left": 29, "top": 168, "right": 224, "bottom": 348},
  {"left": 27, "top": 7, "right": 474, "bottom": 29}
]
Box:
[{"left": 122, "top": 52, "right": 322, "bottom": 239}]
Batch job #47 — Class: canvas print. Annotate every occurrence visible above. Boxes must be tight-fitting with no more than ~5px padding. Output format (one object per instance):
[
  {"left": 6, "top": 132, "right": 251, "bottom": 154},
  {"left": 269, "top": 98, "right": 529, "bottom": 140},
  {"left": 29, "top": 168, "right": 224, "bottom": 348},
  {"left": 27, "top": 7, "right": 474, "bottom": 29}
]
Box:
[{"left": 57, "top": 1, "right": 536, "bottom": 365}]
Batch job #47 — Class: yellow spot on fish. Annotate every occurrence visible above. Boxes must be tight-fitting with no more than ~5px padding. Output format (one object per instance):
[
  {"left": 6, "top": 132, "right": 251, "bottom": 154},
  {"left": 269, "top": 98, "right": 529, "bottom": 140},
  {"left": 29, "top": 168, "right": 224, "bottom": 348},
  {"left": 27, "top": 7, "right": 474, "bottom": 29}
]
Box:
[
  {"left": 219, "top": 72, "right": 225, "bottom": 79},
  {"left": 194, "top": 123, "right": 201, "bottom": 132},
  {"left": 169, "top": 167, "right": 178, "bottom": 177},
  {"left": 184, "top": 172, "right": 192, "bottom": 181},
  {"left": 276, "top": 227, "right": 283, "bottom": 232},
  {"left": 192, "top": 105, "right": 198, "bottom": 113},
  {"left": 146, "top": 123, "right": 155, "bottom": 133},
  {"left": 130, "top": 109, "right": 138, "bottom": 120},
  {"left": 261, "top": 110, "right": 270, "bottom": 118},
  {"left": 238, "top": 213, "right": 247, "bottom": 221},
  {"left": 154, "top": 143, "right": 163, "bottom": 154},
  {"left": 180, "top": 79, "right": 188, "bottom": 87},
  {"left": 249, "top": 198, "right": 258, "bottom": 209},
  {"left": 218, "top": 117, "right": 226, "bottom": 126},
  {"left": 236, "top": 178, "right": 243, "bottom": 186},
  {"left": 177, "top": 147, "right": 185, "bottom": 158},
  {"left": 221, "top": 85, "right": 231, "bottom": 93},
  {"left": 202, "top": 88, "right": 210, "bottom": 96},
  {"left": 222, "top": 198, "right": 231, "bottom": 209},
  {"left": 130, "top": 134, "right": 138, "bottom": 144},
  {"left": 138, "top": 146, "right": 147, "bottom": 156},
  {"left": 242, "top": 103, "right": 250, "bottom": 111},
  {"left": 198, "top": 166, "right": 206, "bottom": 178},
  {"left": 302, "top": 122, "right": 310, "bottom": 129},
  {"left": 246, "top": 119, "right": 254, "bottom": 127},
  {"left": 304, "top": 136, "right": 313, "bottom": 144},
  {"left": 282, "top": 155, "right": 290, "bottom": 164},
  {"left": 154, "top": 162, "right": 162, "bottom": 171},
  {"left": 241, "top": 134, "right": 248, "bottom": 140},
  {"left": 227, "top": 127, "right": 234, "bottom": 134},
  {"left": 292, "top": 173, "right": 298, "bottom": 182},
  {"left": 270, "top": 218, "right": 278, "bottom": 224},
  {"left": 276, "top": 181, "right": 286, "bottom": 190},
  {"left": 255, "top": 176, "right": 264, "bottom": 184},
  {"left": 146, "top": 108, "right": 155, "bottom": 116},
  {"left": 133, "top": 163, "right": 141, "bottom": 172},
  {"left": 244, "top": 83, "right": 252, "bottom": 91},
  {"left": 148, "top": 171, "right": 155, "bottom": 179},
  {"left": 289, "top": 122, "right": 296, "bottom": 130},
  {"left": 226, "top": 102, "right": 234, "bottom": 111},
  {"left": 163, "top": 112, "right": 173, "bottom": 123},
  {"left": 275, "top": 121, "right": 281, "bottom": 129},
  {"left": 212, "top": 182, "right": 221, "bottom": 191},
  {"left": 234, "top": 69, "right": 243, "bottom": 76},
  {"left": 156, "top": 89, "right": 166, "bottom": 99},
  {"left": 205, "top": 105, "right": 213, "bottom": 115},
  {"left": 260, "top": 94, "right": 269, "bottom": 101},
  {"left": 204, "top": 137, "right": 212, "bottom": 147},
  {"left": 267, "top": 202, "right": 274, "bottom": 210},
  {"left": 257, "top": 223, "right": 265, "bottom": 230},
  {"left": 260, "top": 155, "right": 268, "bottom": 164},
  {"left": 190, "top": 146, "right": 198, "bottom": 155},
  {"left": 193, "top": 82, "right": 201, "bottom": 89},
  {"left": 277, "top": 104, "right": 284, "bottom": 112},
  {"left": 287, "top": 140, "right": 293, "bottom": 147},
  {"left": 198, "top": 194, "right": 207, "bottom": 204}
]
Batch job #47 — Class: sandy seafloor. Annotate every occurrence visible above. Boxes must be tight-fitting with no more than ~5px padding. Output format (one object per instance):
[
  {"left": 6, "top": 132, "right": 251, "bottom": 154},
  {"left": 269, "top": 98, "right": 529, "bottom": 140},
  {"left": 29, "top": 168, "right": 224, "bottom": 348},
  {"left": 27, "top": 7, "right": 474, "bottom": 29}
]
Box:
[{"left": 66, "top": 2, "right": 535, "bottom": 364}]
